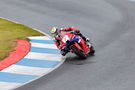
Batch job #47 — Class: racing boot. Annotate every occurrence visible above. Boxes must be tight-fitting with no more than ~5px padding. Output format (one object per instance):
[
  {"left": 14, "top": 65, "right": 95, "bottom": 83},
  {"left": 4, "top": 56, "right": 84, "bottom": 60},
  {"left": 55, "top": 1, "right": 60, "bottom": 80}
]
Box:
[{"left": 60, "top": 47, "right": 69, "bottom": 56}]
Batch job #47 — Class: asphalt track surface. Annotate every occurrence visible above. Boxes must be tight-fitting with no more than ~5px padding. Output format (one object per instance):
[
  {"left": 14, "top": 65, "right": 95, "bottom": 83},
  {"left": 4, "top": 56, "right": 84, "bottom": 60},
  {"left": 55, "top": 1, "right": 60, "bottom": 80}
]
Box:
[{"left": 0, "top": 0, "right": 135, "bottom": 90}]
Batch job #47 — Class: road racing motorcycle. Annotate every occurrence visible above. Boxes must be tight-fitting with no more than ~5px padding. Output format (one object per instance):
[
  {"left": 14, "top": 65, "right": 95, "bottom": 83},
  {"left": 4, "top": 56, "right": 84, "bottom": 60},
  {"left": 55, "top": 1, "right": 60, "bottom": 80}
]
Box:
[{"left": 59, "top": 31, "right": 95, "bottom": 59}]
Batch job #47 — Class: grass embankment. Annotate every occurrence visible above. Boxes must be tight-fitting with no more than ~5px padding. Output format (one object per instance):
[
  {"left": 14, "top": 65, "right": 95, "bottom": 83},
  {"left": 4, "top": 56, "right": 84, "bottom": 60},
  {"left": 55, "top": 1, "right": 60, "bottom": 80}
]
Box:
[{"left": 0, "top": 18, "right": 44, "bottom": 60}]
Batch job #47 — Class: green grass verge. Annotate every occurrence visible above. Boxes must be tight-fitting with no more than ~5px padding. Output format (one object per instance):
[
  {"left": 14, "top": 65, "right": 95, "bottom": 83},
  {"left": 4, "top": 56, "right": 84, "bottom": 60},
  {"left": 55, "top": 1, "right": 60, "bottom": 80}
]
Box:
[{"left": 0, "top": 18, "right": 44, "bottom": 60}]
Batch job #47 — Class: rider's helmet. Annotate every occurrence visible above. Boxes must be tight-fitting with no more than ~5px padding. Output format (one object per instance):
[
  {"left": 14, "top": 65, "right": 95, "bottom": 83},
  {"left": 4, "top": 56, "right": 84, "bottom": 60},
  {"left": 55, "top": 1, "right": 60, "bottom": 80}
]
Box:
[
  {"left": 51, "top": 27, "right": 58, "bottom": 34},
  {"left": 51, "top": 27, "right": 59, "bottom": 37}
]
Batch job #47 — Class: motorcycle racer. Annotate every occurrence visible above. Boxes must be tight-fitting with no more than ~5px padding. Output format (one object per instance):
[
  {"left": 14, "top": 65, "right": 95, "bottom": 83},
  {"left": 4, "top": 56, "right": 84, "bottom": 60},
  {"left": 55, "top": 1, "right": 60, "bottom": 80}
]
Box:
[{"left": 51, "top": 27, "right": 90, "bottom": 56}]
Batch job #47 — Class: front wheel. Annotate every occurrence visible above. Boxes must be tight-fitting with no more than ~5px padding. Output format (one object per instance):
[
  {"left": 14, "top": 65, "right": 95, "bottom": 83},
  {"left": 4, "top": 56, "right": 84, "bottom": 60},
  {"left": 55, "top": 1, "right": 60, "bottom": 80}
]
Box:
[
  {"left": 71, "top": 46, "right": 87, "bottom": 59},
  {"left": 89, "top": 46, "right": 95, "bottom": 55}
]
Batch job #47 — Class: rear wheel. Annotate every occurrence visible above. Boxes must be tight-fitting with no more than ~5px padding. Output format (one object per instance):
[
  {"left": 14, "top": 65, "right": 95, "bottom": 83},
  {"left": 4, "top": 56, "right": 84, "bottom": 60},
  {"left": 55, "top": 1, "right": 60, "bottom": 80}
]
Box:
[{"left": 71, "top": 46, "right": 87, "bottom": 59}]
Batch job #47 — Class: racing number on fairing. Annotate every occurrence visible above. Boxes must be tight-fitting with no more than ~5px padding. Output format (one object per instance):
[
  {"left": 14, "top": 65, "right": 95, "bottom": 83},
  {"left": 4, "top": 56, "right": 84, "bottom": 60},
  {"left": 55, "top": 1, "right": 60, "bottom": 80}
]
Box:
[{"left": 62, "top": 35, "right": 70, "bottom": 43}]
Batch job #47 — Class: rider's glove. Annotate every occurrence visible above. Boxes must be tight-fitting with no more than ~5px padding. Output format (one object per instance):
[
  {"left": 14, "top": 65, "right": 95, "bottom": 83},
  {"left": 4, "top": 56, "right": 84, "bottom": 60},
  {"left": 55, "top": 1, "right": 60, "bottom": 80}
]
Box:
[{"left": 75, "top": 30, "right": 80, "bottom": 33}]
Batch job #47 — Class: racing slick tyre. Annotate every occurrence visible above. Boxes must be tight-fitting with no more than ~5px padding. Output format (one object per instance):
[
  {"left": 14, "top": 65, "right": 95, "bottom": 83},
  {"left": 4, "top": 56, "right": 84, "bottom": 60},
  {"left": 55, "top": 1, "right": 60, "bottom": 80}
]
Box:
[
  {"left": 71, "top": 46, "right": 87, "bottom": 59},
  {"left": 89, "top": 46, "right": 95, "bottom": 56}
]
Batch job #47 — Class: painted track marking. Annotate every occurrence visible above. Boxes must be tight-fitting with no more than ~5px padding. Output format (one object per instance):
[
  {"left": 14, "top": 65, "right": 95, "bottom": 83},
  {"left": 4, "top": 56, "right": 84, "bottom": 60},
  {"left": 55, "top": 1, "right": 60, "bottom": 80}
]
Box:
[{"left": 0, "top": 36, "right": 64, "bottom": 90}]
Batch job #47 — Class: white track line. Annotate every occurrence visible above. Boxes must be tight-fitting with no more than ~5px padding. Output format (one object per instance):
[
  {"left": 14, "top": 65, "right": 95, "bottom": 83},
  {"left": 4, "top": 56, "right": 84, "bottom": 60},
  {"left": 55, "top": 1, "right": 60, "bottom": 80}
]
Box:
[
  {"left": 0, "top": 82, "right": 21, "bottom": 90},
  {"left": 2, "top": 65, "right": 51, "bottom": 76},
  {"left": 0, "top": 17, "right": 65, "bottom": 90},
  {"left": 28, "top": 36, "right": 51, "bottom": 40},
  {"left": 24, "top": 52, "right": 62, "bottom": 61},
  {"left": 31, "top": 43, "right": 57, "bottom": 49}
]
